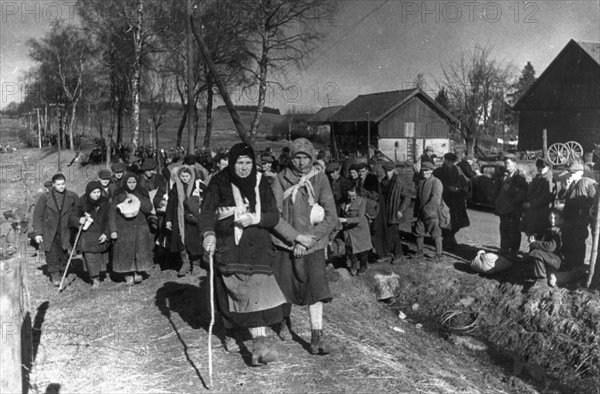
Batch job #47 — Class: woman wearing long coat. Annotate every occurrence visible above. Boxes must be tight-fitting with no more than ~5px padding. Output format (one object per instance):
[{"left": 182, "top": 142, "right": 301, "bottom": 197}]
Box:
[
  {"left": 340, "top": 188, "right": 372, "bottom": 275},
  {"left": 165, "top": 165, "right": 206, "bottom": 276},
  {"left": 109, "top": 173, "right": 154, "bottom": 284},
  {"left": 198, "top": 143, "right": 285, "bottom": 366},
  {"left": 69, "top": 181, "right": 110, "bottom": 287}
]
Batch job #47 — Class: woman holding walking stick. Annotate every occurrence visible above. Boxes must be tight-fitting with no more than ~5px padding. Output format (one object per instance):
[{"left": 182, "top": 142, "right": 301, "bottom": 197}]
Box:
[
  {"left": 69, "top": 181, "right": 111, "bottom": 288},
  {"left": 196, "top": 143, "right": 286, "bottom": 366},
  {"left": 109, "top": 173, "right": 154, "bottom": 285}
]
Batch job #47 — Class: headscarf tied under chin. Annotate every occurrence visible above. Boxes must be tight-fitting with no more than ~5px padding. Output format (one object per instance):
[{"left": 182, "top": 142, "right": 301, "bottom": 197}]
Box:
[
  {"left": 85, "top": 180, "right": 106, "bottom": 209},
  {"left": 227, "top": 143, "right": 258, "bottom": 212},
  {"left": 175, "top": 165, "right": 195, "bottom": 244}
]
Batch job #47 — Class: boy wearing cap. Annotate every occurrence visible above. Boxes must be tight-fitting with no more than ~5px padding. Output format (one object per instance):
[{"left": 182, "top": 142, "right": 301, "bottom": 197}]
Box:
[
  {"left": 411, "top": 162, "right": 444, "bottom": 262},
  {"left": 110, "top": 162, "right": 127, "bottom": 194},
  {"left": 433, "top": 153, "right": 470, "bottom": 251},
  {"left": 271, "top": 138, "right": 339, "bottom": 355},
  {"left": 32, "top": 173, "right": 79, "bottom": 286},
  {"left": 97, "top": 169, "right": 113, "bottom": 199},
  {"left": 494, "top": 153, "right": 527, "bottom": 258},
  {"left": 521, "top": 159, "right": 555, "bottom": 238},
  {"left": 139, "top": 158, "right": 167, "bottom": 193},
  {"left": 325, "top": 162, "right": 353, "bottom": 215},
  {"left": 557, "top": 162, "right": 598, "bottom": 270}
]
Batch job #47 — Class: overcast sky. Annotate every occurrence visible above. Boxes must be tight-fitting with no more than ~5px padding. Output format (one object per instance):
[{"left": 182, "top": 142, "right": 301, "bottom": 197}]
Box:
[{"left": 1, "top": 0, "right": 598, "bottom": 111}]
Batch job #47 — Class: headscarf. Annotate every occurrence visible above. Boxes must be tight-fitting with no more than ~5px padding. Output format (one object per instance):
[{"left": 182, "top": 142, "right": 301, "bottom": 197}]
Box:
[
  {"left": 84, "top": 181, "right": 106, "bottom": 209},
  {"left": 175, "top": 165, "right": 195, "bottom": 244},
  {"left": 122, "top": 173, "right": 139, "bottom": 194},
  {"left": 227, "top": 143, "right": 258, "bottom": 212}
]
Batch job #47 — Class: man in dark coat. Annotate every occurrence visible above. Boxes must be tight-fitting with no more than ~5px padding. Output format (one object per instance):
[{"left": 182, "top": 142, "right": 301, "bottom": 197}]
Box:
[
  {"left": 411, "top": 162, "right": 444, "bottom": 263},
  {"left": 557, "top": 162, "right": 598, "bottom": 270},
  {"left": 110, "top": 162, "right": 127, "bottom": 195},
  {"left": 457, "top": 154, "right": 478, "bottom": 180},
  {"left": 521, "top": 158, "right": 555, "bottom": 238},
  {"left": 433, "top": 153, "right": 470, "bottom": 251},
  {"left": 32, "top": 173, "right": 79, "bottom": 286},
  {"left": 494, "top": 153, "right": 527, "bottom": 258},
  {"left": 379, "top": 161, "right": 411, "bottom": 264},
  {"left": 356, "top": 162, "right": 384, "bottom": 257},
  {"left": 325, "top": 162, "right": 353, "bottom": 216}
]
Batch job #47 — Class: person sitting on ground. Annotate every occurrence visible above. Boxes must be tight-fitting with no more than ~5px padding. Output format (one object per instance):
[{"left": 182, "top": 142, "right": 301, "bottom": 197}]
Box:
[
  {"left": 529, "top": 209, "right": 563, "bottom": 288},
  {"left": 109, "top": 173, "right": 154, "bottom": 285},
  {"left": 32, "top": 173, "right": 79, "bottom": 286},
  {"left": 411, "top": 162, "right": 444, "bottom": 263},
  {"left": 69, "top": 181, "right": 111, "bottom": 288},
  {"left": 339, "top": 186, "right": 373, "bottom": 276}
]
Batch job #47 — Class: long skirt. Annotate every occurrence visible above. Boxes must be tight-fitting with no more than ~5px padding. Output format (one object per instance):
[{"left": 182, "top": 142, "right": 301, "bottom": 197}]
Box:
[
  {"left": 272, "top": 247, "right": 332, "bottom": 306},
  {"left": 215, "top": 272, "right": 285, "bottom": 328}
]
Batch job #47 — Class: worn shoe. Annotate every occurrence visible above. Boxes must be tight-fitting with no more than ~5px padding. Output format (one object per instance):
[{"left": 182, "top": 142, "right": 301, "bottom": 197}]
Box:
[
  {"left": 224, "top": 330, "right": 241, "bottom": 353},
  {"left": 251, "top": 336, "right": 279, "bottom": 366},
  {"left": 125, "top": 275, "right": 134, "bottom": 286},
  {"left": 433, "top": 253, "right": 444, "bottom": 264},
  {"left": 91, "top": 278, "right": 101, "bottom": 288},
  {"left": 409, "top": 251, "right": 425, "bottom": 260},
  {"left": 51, "top": 273, "right": 62, "bottom": 287},
  {"left": 276, "top": 321, "right": 291, "bottom": 341},
  {"left": 309, "top": 329, "right": 337, "bottom": 355},
  {"left": 133, "top": 273, "right": 143, "bottom": 283},
  {"left": 391, "top": 255, "right": 406, "bottom": 265},
  {"left": 375, "top": 255, "right": 393, "bottom": 264}
]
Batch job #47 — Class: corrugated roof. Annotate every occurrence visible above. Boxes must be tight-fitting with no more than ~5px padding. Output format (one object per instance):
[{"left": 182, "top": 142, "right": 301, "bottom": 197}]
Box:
[
  {"left": 309, "top": 106, "right": 343, "bottom": 123},
  {"left": 327, "top": 89, "right": 415, "bottom": 122},
  {"left": 576, "top": 41, "right": 600, "bottom": 65}
]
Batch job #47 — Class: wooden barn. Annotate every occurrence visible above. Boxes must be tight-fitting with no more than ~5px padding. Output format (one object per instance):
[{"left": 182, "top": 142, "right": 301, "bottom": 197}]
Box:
[
  {"left": 513, "top": 40, "right": 600, "bottom": 152},
  {"left": 327, "top": 88, "right": 459, "bottom": 163}
]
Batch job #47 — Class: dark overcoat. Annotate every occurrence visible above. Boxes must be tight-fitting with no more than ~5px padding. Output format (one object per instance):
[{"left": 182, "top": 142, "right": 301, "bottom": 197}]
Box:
[
  {"left": 522, "top": 170, "right": 554, "bottom": 236},
  {"left": 165, "top": 181, "right": 205, "bottom": 255},
  {"left": 341, "top": 196, "right": 373, "bottom": 254},
  {"left": 68, "top": 197, "right": 110, "bottom": 253},
  {"left": 433, "top": 164, "right": 470, "bottom": 230},
  {"left": 109, "top": 189, "right": 154, "bottom": 272},
  {"left": 32, "top": 190, "right": 79, "bottom": 252}
]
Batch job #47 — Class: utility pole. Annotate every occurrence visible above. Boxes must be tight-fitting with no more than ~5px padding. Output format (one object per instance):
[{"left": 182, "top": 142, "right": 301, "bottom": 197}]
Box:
[{"left": 366, "top": 111, "right": 371, "bottom": 161}]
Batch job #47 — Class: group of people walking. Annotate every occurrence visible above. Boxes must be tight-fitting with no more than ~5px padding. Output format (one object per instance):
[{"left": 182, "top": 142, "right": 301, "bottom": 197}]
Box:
[{"left": 31, "top": 138, "right": 597, "bottom": 365}]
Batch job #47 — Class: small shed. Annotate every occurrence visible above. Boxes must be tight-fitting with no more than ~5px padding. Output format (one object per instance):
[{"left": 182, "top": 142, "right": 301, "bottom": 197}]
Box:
[
  {"left": 327, "top": 88, "right": 459, "bottom": 163},
  {"left": 308, "top": 106, "right": 343, "bottom": 136},
  {"left": 513, "top": 40, "right": 600, "bottom": 152}
]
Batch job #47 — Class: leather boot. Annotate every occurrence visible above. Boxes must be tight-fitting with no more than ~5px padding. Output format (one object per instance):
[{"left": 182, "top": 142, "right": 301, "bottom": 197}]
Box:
[
  {"left": 275, "top": 319, "right": 291, "bottom": 341},
  {"left": 349, "top": 255, "right": 359, "bottom": 276},
  {"left": 177, "top": 250, "right": 191, "bottom": 277},
  {"left": 410, "top": 238, "right": 425, "bottom": 259},
  {"left": 309, "top": 329, "right": 336, "bottom": 355},
  {"left": 223, "top": 329, "right": 241, "bottom": 353},
  {"left": 357, "top": 254, "right": 368, "bottom": 275},
  {"left": 434, "top": 237, "right": 443, "bottom": 263},
  {"left": 251, "top": 336, "right": 279, "bottom": 366}
]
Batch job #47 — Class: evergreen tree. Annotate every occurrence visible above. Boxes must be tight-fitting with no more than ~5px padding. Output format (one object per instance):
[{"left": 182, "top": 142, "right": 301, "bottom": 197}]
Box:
[
  {"left": 435, "top": 87, "right": 450, "bottom": 110},
  {"left": 508, "top": 61, "right": 536, "bottom": 104}
]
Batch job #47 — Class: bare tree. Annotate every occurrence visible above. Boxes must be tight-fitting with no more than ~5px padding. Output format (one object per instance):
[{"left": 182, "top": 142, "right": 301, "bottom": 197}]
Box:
[
  {"left": 441, "top": 45, "right": 514, "bottom": 155},
  {"left": 223, "top": 0, "right": 336, "bottom": 145},
  {"left": 28, "top": 22, "right": 97, "bottom": 152},
  {"left": 143, "top": 60, "right": 176, "bottom": 155}
]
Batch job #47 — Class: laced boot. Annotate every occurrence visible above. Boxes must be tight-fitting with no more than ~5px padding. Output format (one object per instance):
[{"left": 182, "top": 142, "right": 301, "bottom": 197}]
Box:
[
  {"left": 309, "top": 329, "right": 336, "bottom": 355},
  {"left": 251, "top": 336, "right": 279, "bottom": 366},
  {"left": 410, "top": 238, "right": 425, "bottom": 260}
]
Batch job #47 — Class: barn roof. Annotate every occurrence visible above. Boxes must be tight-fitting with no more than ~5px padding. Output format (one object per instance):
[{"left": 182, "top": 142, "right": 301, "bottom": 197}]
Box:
[
  {"left": 309, "top": 106, "right": 343, "bottom": 123},
  {"left": 327, "top": 88, "right": 459, "bottom": 125},
  {"left": 513, "top": 39, "right": 600, "bottom": 110}
]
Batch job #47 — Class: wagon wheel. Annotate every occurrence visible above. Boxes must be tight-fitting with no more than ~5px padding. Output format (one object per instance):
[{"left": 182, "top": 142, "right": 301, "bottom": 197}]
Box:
[
  {"left": 564, "top": 141, "right": 584, "bottom": 160},
  {"left": 547, "top": 143, "right": 569, "bottom": 165}
]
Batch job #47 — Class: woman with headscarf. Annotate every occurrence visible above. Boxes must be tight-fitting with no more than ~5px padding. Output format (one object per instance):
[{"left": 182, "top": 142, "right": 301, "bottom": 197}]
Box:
[
  {"left": 69, "top": 181, "right": 111, "bottom": 287},
  {"left": 165, "top": 165, "right": 206, "bottom": 276},
  {"left": 271, "top": 138, "right": 339, "bottom": 356},
  {"left": 198, "top": 143, "right": 286, "bottom": 366},
  {"left": 109, "top": 173, "right": 154, "bottom": 285}
]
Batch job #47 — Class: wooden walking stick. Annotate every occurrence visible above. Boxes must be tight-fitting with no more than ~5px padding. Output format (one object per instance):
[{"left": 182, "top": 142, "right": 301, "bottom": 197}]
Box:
[
  {"left": 208, "top": 252, "right": 215, "bottom": 389},
  {"left": 586, "top": 196, "right": 600, "bottom": 288},
  {"left": 58, "top": 222, "right": 84, "bottom": 292}
]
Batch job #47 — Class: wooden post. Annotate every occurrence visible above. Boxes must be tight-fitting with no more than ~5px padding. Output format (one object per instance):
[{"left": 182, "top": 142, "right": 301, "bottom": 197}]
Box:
[
  {"left": 587, "top": 195, "right": 600, "bottom": 288},
  {"left": 35, "top": 108, "right": 42, "bottom": 149},
  {"left": 542, "top": 129, "right": 548, "bottom": 159},
  {"left": 0, "top": 257, "right": 23, "bottom": 393}
]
